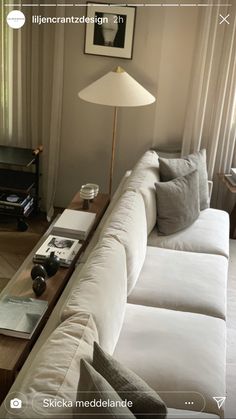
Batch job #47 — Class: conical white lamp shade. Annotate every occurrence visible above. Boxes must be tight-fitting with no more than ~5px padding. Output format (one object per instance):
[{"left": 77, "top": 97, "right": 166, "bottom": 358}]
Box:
[{"left": 78, "top": 67, "right": 156, "bottom": 107}]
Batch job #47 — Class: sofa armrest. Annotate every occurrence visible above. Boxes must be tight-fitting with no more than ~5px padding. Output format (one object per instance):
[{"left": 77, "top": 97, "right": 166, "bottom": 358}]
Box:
[{"left": 208, "top": 180, "right": 213, "bottom": 200}]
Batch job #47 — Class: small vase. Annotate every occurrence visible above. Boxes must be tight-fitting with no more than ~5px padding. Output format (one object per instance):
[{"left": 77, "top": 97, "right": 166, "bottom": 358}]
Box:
[
  {"left": 33, "top": 276, "right": 46, "bottom": 296},
  {"left": 44, "top": 251, "right": 60, "bottom": 277},
  {"left": 82, "top": 199, "right": 90, "bottom": 210},
  {"left": 31, "top": 264, "right": 47, "bottom": 281}
]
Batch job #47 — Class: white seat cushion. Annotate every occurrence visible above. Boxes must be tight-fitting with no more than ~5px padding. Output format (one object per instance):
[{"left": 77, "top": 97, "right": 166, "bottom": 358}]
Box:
[
  {"left": 114, "top": 304, "right": 226, "bottom": 416},
  {"left": 100, "top": 190, "right": 147, "bottom": 295},
  {"left": 128, "top": 247, "right": 227, "bottom": 320},
  {"left": 123, "top": 150, "right": 160, "bottom": 234},
  {"left": 148, "top": 208, "right": 229, "bottom": 258},
  {"left": 61, "top": 236, "right": 127, "bottom": 354}
]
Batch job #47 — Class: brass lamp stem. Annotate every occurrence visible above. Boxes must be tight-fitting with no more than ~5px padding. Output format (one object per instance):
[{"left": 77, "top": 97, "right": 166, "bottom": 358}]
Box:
[{"left": 109, "top": 107, "right": 118, "bottom": 196}]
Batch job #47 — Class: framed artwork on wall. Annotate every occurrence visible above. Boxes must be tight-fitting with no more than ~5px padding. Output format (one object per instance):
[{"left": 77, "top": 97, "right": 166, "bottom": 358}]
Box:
[{"left": 84, "top": 2, "right": 136, "bottom": 59}]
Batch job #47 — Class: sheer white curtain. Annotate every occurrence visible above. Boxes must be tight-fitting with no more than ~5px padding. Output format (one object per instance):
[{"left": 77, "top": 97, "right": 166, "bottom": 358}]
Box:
[
  {"left": 0, "top": 5, "right": 65, "bottom": 219},
  {"left": 0, "top": 3, "right": 13, "bottom": 140},
  {"left": 181, "top": 0, "right": 236, "bottom": 210}
]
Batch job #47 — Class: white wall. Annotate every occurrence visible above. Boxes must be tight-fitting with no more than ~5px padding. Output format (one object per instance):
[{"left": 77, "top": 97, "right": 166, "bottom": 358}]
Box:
[{"left": 55, "top": 3, "right": 199, "bottom": 206}]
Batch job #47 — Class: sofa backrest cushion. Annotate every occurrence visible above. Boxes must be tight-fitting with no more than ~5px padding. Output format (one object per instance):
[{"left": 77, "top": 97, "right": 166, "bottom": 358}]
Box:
[
  {"left": 100, "top": 190, "right": 147, "bottom": 295},
  {"left": 61, "top": 236, "right": 127, "bottom": 354},
  {"left": 80, "top": 171, "right": 131, "bottom": 264},
  {"left": 5, "top": 312, "right": 98, "bottom": 418},
  {"left": 123, "top": 150, "right": 160, "bottom": 234}
]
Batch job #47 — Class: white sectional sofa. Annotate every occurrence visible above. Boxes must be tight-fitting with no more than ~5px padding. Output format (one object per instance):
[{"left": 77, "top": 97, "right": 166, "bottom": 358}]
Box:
[{"left": 0, "top": 151, "right": 229, "bottom": 419}]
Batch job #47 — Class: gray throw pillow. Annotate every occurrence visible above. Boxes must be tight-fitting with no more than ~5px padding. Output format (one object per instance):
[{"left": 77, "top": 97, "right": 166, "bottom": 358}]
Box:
[
  {"left": 93, "top": 342, "right": 167, "bottom": 419},
  {"left": 76, "top": 359, "right": 135, "bottom": 418},
  {"left": 155, "top": 170, "right": 200, "bottom": 235},
  {"left": 159, "top": 149, "right": 209, "bottom": 210}
]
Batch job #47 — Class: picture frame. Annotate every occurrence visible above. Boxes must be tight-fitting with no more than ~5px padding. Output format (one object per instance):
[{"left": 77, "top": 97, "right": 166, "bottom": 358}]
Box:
[{"left": 84, "top": 2, "right": 136, "bottom": 60}]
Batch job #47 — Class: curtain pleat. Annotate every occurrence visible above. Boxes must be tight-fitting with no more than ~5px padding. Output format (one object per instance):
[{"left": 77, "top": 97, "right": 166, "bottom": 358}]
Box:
[
  {"left": 181, "top": 0, "right": 236, "bottom": 210},
  {"left": 0, "top": 5, "right": 65, "bottom": 218},
  {"left": 0, "top": 4, "right": 13, "bottom": 140}
]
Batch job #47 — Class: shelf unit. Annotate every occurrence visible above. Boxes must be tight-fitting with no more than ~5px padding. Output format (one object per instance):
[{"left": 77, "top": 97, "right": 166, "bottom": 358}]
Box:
[{"left": 0, "top": 145, "right": 42, "bottom": 230}]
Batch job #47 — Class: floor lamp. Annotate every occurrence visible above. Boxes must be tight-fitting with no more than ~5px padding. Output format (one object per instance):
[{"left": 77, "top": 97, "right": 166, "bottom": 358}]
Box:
[{"left": 78, "top": 67, "right": 156, "bottom": 196}]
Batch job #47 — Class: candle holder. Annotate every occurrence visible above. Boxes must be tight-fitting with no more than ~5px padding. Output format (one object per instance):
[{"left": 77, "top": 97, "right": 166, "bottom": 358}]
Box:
[
  {"left": 82, "top": 199, "right": 90, "bottom": 210},
  {"left": 80, "top": 185, "right": 96, "bottom": 209}
]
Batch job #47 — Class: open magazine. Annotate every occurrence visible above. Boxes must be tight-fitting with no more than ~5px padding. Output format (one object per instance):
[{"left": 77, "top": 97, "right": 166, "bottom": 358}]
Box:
[{"left": 0, "top": 296, "right": 48, "bottom": 339}]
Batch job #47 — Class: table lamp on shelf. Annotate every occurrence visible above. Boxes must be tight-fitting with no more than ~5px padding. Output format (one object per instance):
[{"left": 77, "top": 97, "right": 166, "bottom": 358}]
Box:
[{"left": 78, "top": 66, "right": 156, "bottom": 195}]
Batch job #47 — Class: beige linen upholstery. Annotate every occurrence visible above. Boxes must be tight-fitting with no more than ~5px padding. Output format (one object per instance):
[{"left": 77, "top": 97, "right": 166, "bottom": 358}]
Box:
[
  {"left": 4, "top": 313, "right": 98, "bottom": 418},
  {"left": 123, "top": 150, "right": 160, "bottom": 234},
  {"left": 128, "top": 246, "right": 227, "bottom": 319},
  {"left": 61, "top": 237, "right": 127, "bottom": 354},
  {"left": 148, "top": 208, "right": 229, "bottom": 258},
  {"left": 80, "top": 171, "right": 131, "bottom": 264},
  {"left": 100, "top": 190, "right": 147, "bottom": 295},
  {"left": 114, "top": 304, "right": 226, "bottom": 417}
]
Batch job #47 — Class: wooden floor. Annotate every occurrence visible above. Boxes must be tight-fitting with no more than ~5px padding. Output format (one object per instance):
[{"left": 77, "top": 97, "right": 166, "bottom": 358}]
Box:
[{"left": 0, "top": 211, "right": 59, "bottom": 293}]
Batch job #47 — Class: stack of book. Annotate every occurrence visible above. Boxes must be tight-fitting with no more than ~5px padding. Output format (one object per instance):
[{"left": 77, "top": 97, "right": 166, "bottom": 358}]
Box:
[
  {"left": 52, "top": 209, "right": 96, "bottom": 241},
  {"left": 34, "top": 234, "right": 82, "bottom": 267},
  {"left": 33, "top": 209, "right": 95, "bottom": 267},
  {"left": 0, "top": 192, "right": 34, "bottom": 216},
  {"left": 0, "top": 296, "right": 48, "bottom": 339}
]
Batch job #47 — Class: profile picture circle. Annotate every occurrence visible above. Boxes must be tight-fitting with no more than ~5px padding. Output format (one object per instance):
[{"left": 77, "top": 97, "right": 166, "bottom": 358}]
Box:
[{"left": 7, "top": 10, "right": 25, "bottom": 29}]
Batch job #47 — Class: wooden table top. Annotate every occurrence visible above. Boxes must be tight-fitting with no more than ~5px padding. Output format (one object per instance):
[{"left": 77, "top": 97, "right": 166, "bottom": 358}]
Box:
[
  {"left": 218, "top": 173, "right": 236, "bottom": 193},
  {"left": 0, "top": 192, "right": 110, "bottom": 374},
  {"left": 0, "top": 145, "right": 36, "bottom": 167}
]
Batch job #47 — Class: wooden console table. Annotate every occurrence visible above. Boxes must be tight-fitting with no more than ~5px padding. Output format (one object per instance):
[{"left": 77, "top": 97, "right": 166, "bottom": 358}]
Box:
[{"left": 0, "top": 192, "right": 109, "bottom": 404}]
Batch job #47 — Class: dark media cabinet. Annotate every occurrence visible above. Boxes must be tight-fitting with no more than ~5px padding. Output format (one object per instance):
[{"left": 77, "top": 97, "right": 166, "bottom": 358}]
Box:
[{"left": 0, "top": 145, "right": 42, "bottom": 230}]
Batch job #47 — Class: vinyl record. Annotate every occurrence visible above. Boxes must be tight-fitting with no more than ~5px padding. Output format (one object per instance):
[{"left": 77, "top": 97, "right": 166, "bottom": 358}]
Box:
[{"left": 6, "top": 194, "right": 20, "bottom": 203}]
